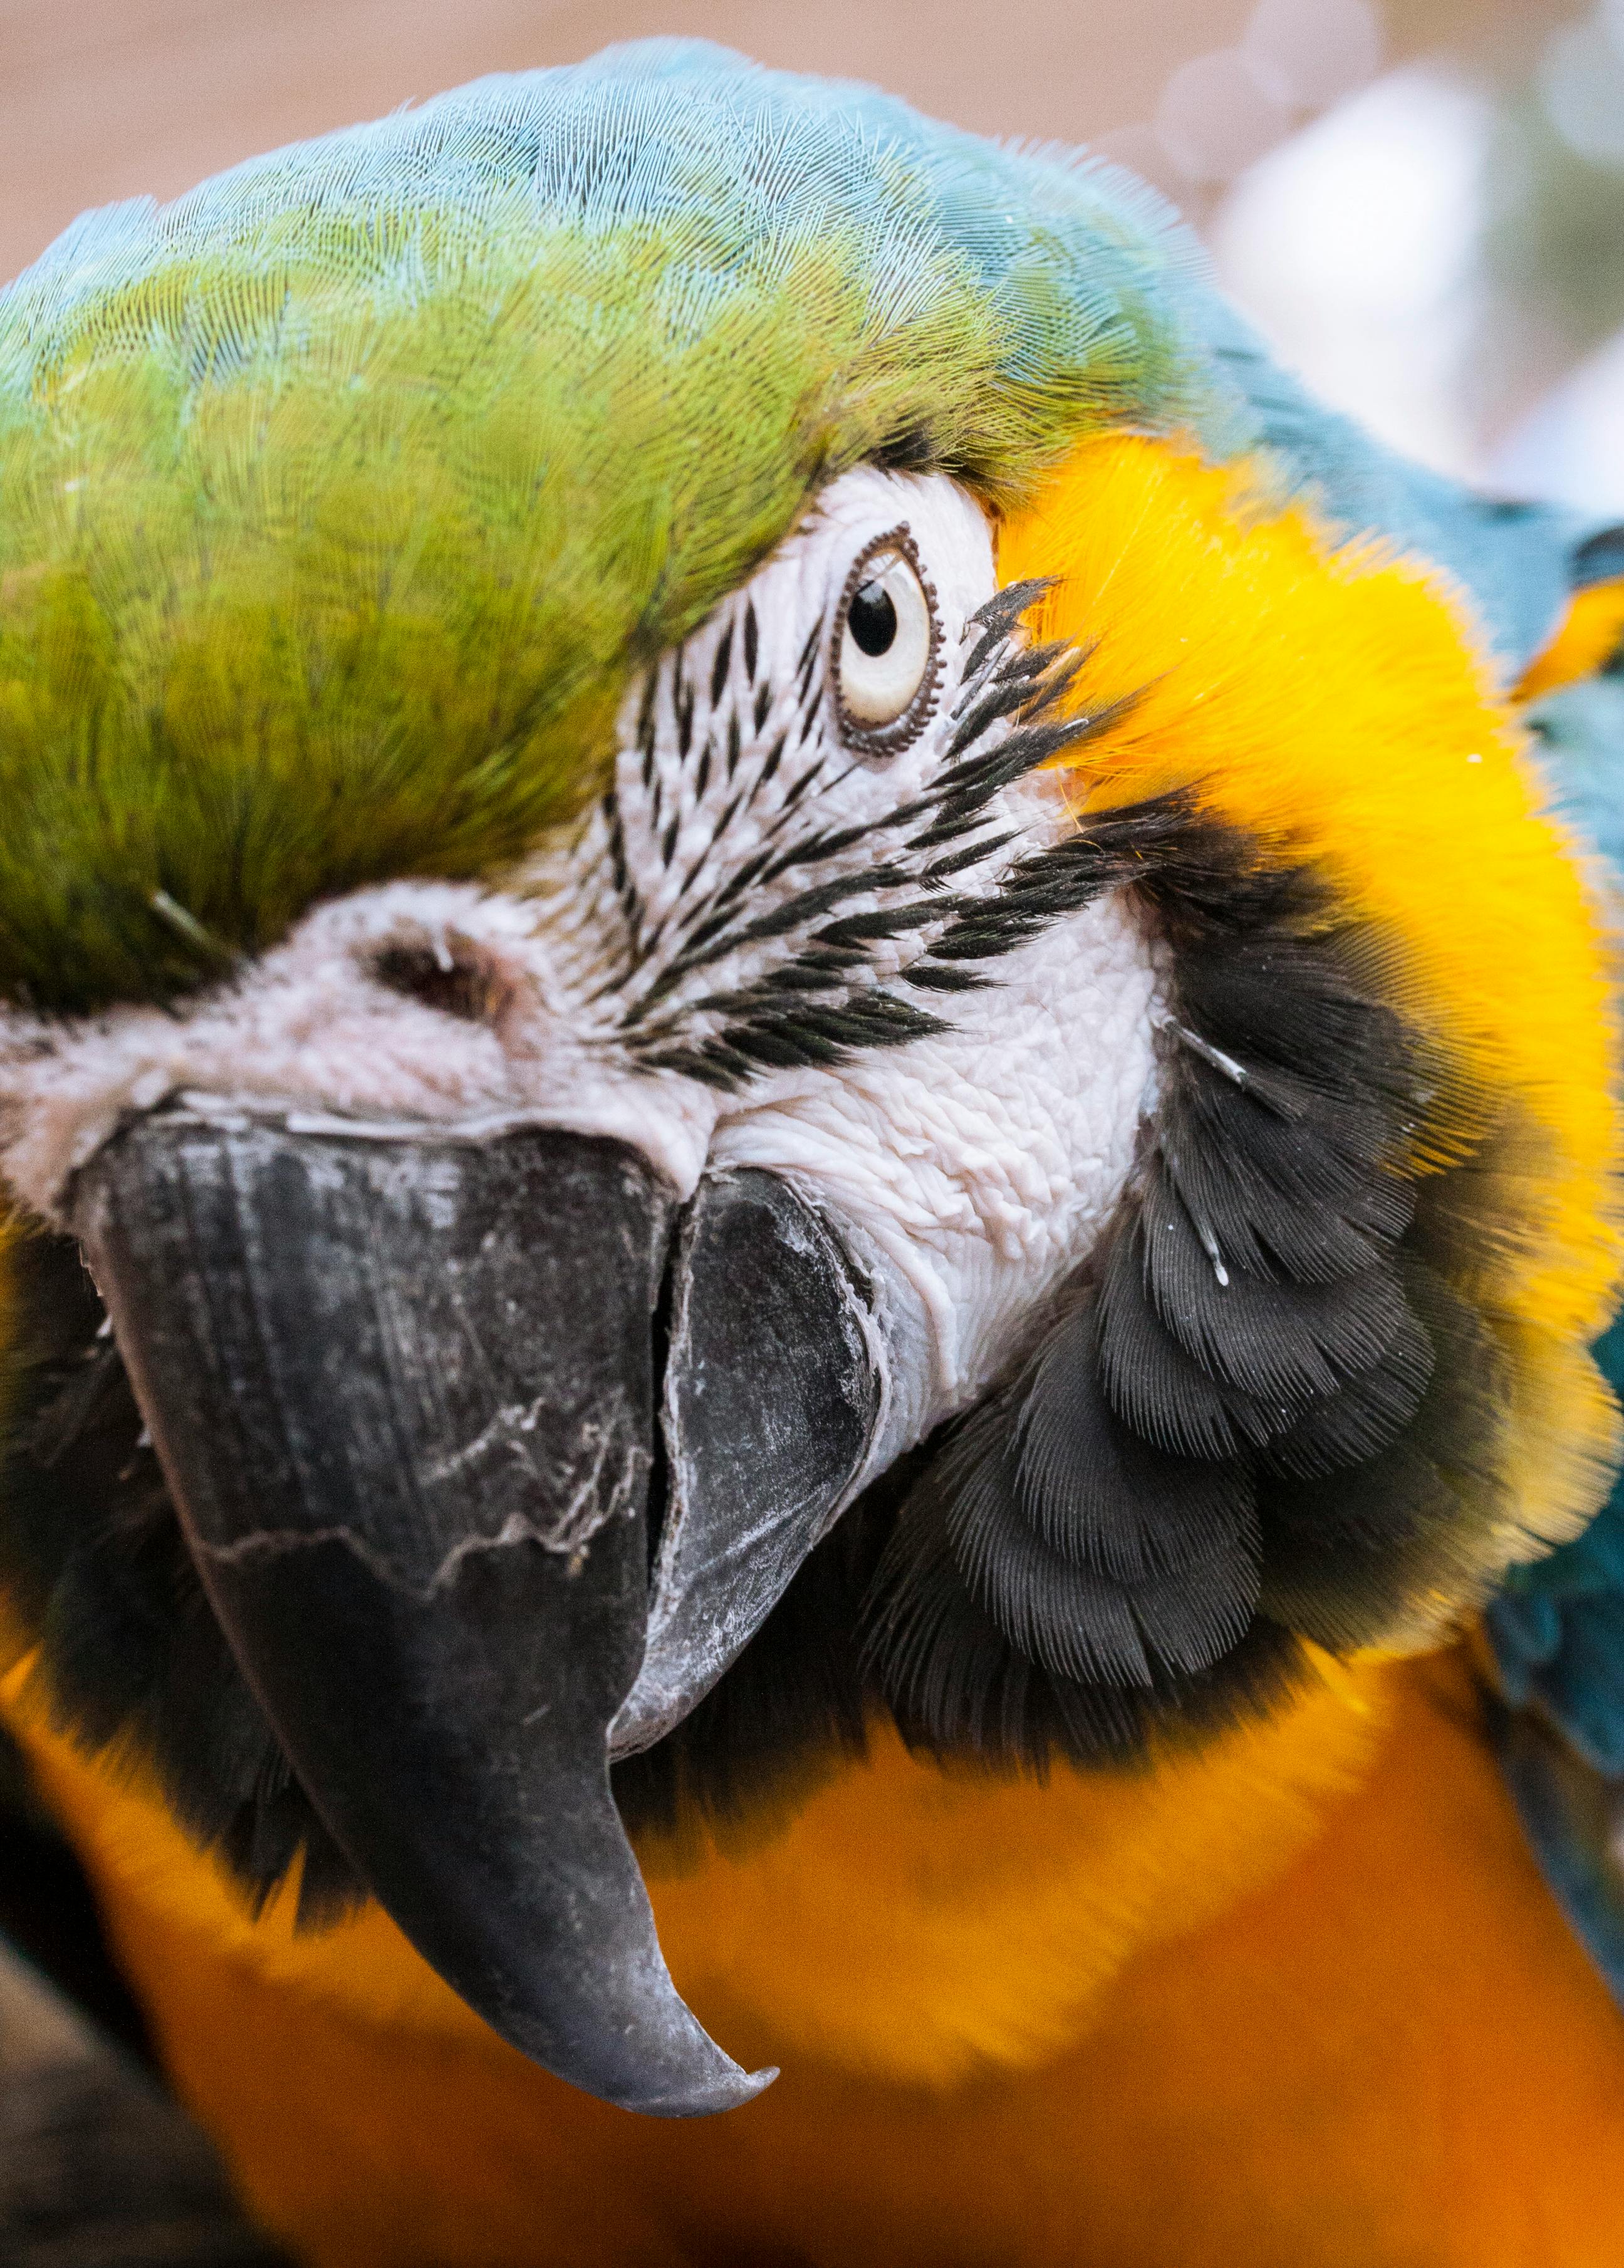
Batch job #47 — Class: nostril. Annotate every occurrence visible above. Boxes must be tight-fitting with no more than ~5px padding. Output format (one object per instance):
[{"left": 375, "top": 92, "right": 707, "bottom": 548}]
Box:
[{"left": 370, "top": 935, "right": 511, "bottom": 1025}]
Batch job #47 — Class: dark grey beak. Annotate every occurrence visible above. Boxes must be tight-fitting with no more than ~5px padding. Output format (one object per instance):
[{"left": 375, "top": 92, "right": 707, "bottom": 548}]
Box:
[{"left": 74, "top": 1110, "right": 875, "bottom": 2118}]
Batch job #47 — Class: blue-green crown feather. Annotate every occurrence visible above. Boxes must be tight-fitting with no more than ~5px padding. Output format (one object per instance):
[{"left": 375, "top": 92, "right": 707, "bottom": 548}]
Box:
[
  {"left": 1489, "top": 654, "right": 1624, "bottom": 1999},
  {"left": 0, "top": 40, "right": 1214, "bottom": 1012},
  {"left": 0, "top": 38, "right": 1606, "bottom": 1012}
]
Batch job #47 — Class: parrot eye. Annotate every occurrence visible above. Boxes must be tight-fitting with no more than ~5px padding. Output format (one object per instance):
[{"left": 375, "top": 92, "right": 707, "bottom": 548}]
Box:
[{"left": 833, "top": 528, "right": 940, "bottom": 752}]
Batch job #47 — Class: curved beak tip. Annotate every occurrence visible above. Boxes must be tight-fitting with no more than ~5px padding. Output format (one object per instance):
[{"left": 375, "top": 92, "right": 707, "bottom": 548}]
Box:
[
  {"left": 74, "top": 1113, "right": 867, "bottom": 2118},
  {"left": 639, "top": 2063, "right": 780, "bottom": 2120}
]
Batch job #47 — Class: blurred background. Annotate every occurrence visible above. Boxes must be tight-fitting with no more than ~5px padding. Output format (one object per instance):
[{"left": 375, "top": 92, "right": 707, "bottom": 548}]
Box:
[{"left": 4, "top": 0, "right": 1623, "bottom": 507}]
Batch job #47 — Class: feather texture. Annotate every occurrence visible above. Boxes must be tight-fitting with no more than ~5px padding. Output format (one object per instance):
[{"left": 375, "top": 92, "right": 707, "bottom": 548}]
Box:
[{"left": 0, "top": 45, "right": 1204, "bottom": 1015}]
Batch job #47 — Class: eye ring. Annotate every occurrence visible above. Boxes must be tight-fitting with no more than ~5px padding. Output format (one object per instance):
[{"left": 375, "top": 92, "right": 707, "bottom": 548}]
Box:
[{"left": 832, "top": 525, "right": 942, "bottom": 756}]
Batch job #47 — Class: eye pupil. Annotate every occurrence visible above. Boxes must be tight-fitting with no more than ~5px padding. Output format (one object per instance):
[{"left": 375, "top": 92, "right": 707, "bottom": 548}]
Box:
[
  {"left": 835, "top": 529, "right": 938, "bottom": 749},
  {"left": 848, "top": 580, "right": 898, "bottom": 658}
]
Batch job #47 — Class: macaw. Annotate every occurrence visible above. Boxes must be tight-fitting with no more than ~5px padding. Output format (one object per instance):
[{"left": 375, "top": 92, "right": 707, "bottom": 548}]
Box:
[{"left": 3, "top": 36, "right": 1624, "bottom": 2268}]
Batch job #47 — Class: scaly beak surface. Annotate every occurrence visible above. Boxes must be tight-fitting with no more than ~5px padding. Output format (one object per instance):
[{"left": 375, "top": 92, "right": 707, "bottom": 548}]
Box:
[{"left": 74, "top": 1110, "right": 880, "bottom": 2115}]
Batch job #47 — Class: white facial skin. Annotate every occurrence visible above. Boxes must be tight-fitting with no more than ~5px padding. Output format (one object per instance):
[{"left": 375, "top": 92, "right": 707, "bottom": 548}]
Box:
[{"left": 0, "top": 467, "right": 1162, "bottom": 1474}]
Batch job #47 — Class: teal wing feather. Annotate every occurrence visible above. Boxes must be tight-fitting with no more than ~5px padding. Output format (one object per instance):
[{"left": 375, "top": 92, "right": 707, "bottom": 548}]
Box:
[
  {"left": 1194, "top": 301, "right": 1603, "bottom": 674},
  {"left": 1487, "top": 580, "right": 1624, "bottom": 1994}
]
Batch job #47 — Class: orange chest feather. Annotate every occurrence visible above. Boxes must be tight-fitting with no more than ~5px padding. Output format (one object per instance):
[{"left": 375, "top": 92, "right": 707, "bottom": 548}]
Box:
[{"left": 9, "top": 1649, "right": 1624, "bottom": 2268}]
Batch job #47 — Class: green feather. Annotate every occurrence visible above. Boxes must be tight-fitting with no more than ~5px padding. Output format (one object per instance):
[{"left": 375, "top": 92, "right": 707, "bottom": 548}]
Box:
[{"left": 0, "top": 43, "right": 1201, "bottom": 1012}]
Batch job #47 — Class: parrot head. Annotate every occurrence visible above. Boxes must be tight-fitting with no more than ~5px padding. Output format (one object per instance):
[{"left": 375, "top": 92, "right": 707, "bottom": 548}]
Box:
[{"left": 0, "top": 43, "right": 1620, "bottom": 2116}]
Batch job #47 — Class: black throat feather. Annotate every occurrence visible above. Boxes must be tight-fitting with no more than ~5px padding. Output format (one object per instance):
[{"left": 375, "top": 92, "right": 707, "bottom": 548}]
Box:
[{"left": 0, "top": 795, "right": 1513, "bottom": 1906}]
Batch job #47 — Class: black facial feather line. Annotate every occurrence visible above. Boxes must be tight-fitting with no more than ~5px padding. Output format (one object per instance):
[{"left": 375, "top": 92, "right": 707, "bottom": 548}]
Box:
[{"left": 606, "top": 581, "right": 1127, "bottom": 1088}]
